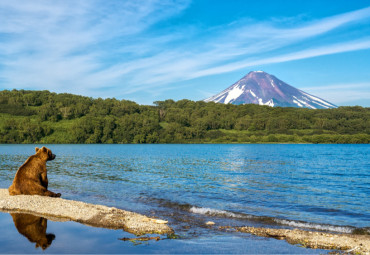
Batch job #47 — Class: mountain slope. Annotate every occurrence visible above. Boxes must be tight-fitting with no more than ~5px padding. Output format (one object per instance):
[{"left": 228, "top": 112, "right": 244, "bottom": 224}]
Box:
[{"left": 204, "top": 71, "right": 337, "bottom": 109}]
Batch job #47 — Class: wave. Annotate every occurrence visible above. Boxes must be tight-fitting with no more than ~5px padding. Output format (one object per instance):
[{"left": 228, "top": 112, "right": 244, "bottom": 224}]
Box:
[
  {"left": 144, "top": 197, "right": 368, "bottom": 235},
  {"left": 275, "top": 219, "right": 354, "bottom": 234},
  {"left": 189, "top": 206, "right": 358, "bottom": 234},
  {"left": 189, "top": 206, "right": 250, "bottom": 219}
]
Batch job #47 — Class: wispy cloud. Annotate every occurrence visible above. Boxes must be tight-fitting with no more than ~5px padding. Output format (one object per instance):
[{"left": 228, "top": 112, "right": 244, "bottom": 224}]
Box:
[
  {"left": 302, "top": 83, "right": 370, "bottom": 106},
  {"left": 139, "top": 6, "right": 370, "bottom": 87},
  {"left": 0, "top": 1, "right": 369, "bottom": 101},
  {"left": 191, "top": 38, "right": 370, "bottom": 78},
  {"left": 0, "top": 0, "right": 191, "bottom": 94}
]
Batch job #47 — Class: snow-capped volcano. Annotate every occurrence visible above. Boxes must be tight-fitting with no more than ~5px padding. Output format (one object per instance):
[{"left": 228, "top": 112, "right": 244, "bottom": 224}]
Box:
[{"left": 204, "top": 71, "right": 337, "bottom": 109}]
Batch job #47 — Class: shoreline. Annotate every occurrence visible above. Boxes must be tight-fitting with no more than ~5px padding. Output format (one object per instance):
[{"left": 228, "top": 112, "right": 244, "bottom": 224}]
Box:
[
  {"left": 1, "top": 142, "right": 369, "bottom": 145},
  {"left": 1, "top": 188, "right": 369, "bottom": 254},
  {"left": 0, "top": 189, "right": 173, "bottom": 235},
  {"left": 235, "top": 226, "right": 370, "bottom": 254}
]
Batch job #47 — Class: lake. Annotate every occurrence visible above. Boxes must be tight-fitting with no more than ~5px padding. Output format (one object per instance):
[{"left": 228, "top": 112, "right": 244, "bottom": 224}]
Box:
[{"left": 0, "top": 144, "right": 369, "bottom": 253}]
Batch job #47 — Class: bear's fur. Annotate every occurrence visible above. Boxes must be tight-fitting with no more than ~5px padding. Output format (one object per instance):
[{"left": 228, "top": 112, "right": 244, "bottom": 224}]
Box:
[
  {"left": 11, "top": 213, "right": 55, "bottom": 250},
  {"left": 8, "top": 146, "right": 61, "bottom": 197}
]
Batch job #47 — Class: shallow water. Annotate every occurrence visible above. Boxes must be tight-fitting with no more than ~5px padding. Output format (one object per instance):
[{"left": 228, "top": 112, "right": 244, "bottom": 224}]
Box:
[
  {"left": 0, "top": 212, "right": 325, "bottom": 254},
  {"left": 0, "top": 144, "right": 369, "bottom": 253}
]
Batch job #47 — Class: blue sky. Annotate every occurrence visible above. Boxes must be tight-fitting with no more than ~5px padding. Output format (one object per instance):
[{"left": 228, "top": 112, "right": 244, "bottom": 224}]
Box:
[{"left": 0, "top": 0, "right": 369, "bottom": 106}]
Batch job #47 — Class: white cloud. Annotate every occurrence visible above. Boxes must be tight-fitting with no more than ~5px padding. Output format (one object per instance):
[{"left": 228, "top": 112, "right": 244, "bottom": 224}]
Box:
[
  {"left": 89, "top": 5, "right": 370, "bottom": 95},
  {"left": 0, "top": 1, "right": 369, "bottom": 102},
  {"left": 0, "top": 0, "right": 191, "bottom": 95}
]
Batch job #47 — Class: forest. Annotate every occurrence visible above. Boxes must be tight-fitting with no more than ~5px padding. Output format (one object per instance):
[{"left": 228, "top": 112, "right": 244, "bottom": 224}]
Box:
[{"left": 0, "top": 89, "right": 369, "bottom": 144}]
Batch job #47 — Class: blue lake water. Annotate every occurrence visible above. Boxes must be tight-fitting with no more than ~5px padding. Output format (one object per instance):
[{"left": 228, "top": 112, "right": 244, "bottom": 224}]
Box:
[{"left": 0, "top": 144, "right": 369, "bottom": 253}]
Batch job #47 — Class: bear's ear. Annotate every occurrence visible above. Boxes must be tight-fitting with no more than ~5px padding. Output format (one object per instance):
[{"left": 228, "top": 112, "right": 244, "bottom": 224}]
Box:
[
  {"left": 35, "top": 147, "right": 39, "bottom": 153},
  {"left": 41, "top": 146, "right": 47, "bottom": 152}
]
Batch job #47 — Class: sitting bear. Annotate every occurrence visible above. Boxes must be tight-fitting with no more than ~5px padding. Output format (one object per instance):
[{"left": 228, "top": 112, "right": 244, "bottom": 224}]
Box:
[
  {"left": 11, "top": 213, "right": 55, "bottom": 250},
  {"left": 8, "top": 146, "right": 61, "bottom": 197}
]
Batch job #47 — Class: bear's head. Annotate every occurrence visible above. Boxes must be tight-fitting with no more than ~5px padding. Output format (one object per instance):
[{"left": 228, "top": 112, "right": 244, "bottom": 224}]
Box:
[
  {"left": 35, "top": 233, "right": 55, "bottom": 250},
  {"left": 35, "top": 147, "right": 56, "bottom": 161}
]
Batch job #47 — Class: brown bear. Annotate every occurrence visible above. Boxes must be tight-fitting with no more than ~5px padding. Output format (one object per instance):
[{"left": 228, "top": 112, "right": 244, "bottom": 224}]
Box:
[
  {"left": 8, "top": 146, "right": 61, "bottom": 197},
  {"left": 11, "top": 213, "right": 55, "bottom": 250}
]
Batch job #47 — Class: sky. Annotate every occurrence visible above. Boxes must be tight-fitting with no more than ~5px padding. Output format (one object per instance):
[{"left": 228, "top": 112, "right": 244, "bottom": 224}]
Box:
[{"left": 0, "top": 0, "right": 369, "bottom": 106}]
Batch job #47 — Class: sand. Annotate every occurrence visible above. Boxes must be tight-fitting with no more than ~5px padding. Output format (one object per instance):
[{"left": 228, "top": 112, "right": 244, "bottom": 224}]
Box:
[{"left": 0, "top": 189, "right": 173, "bottom": 235}]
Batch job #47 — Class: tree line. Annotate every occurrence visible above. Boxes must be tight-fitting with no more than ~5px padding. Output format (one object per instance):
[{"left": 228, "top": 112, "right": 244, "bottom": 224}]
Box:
[{"left": 0, "top": 89, "right": 369, "bottom": 144}]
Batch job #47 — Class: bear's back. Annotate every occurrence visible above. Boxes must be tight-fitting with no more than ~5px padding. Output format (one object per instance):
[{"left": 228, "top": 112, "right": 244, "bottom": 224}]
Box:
[
  {"left": 17, "top": 155, "right": 44, "bottom": 176},
  {"left": 9, "top": 155, "right": 45, "bottom": 195}
]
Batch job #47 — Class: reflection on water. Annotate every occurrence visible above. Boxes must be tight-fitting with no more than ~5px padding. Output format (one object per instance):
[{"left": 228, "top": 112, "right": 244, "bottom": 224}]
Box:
[
  {"left": 0, "top": 212, "right": 325, "bottom": 254},
  {"left": 10, "top": 213, "right": 55, "bottom": 250}
]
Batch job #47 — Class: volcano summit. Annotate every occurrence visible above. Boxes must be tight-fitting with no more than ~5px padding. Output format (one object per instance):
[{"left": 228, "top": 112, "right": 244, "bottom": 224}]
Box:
[{"left": 204, "top": 71, "right": 337, "bottom": 109}]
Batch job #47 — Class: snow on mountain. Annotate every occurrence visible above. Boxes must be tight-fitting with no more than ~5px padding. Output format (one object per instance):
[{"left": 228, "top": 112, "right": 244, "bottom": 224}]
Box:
[{"left": 204, "top": 71, "right": 337, "bottom": 109}]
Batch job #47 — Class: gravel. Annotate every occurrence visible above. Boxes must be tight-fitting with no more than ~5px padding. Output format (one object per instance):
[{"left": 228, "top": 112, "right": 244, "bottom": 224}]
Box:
[
  {"left": 0, "top": 189, "right": 173, "bottom": 235},
  {"left": 237, "top": 226, "right": 370, "bottom": 254}
]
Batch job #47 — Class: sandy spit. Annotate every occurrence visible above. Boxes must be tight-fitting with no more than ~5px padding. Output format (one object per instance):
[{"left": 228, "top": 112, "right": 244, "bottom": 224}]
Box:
[
  {"left": 236, "top": 226, "right": 369, "bottom": 254},
  {"left": 0, "top": 189, "right": 173, "bottom": 235}
]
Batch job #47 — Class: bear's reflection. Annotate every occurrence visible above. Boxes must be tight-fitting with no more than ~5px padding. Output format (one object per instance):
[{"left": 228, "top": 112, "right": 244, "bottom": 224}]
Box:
[{"left": 10, "top": 213, "right": 55, "bottom": 250}]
